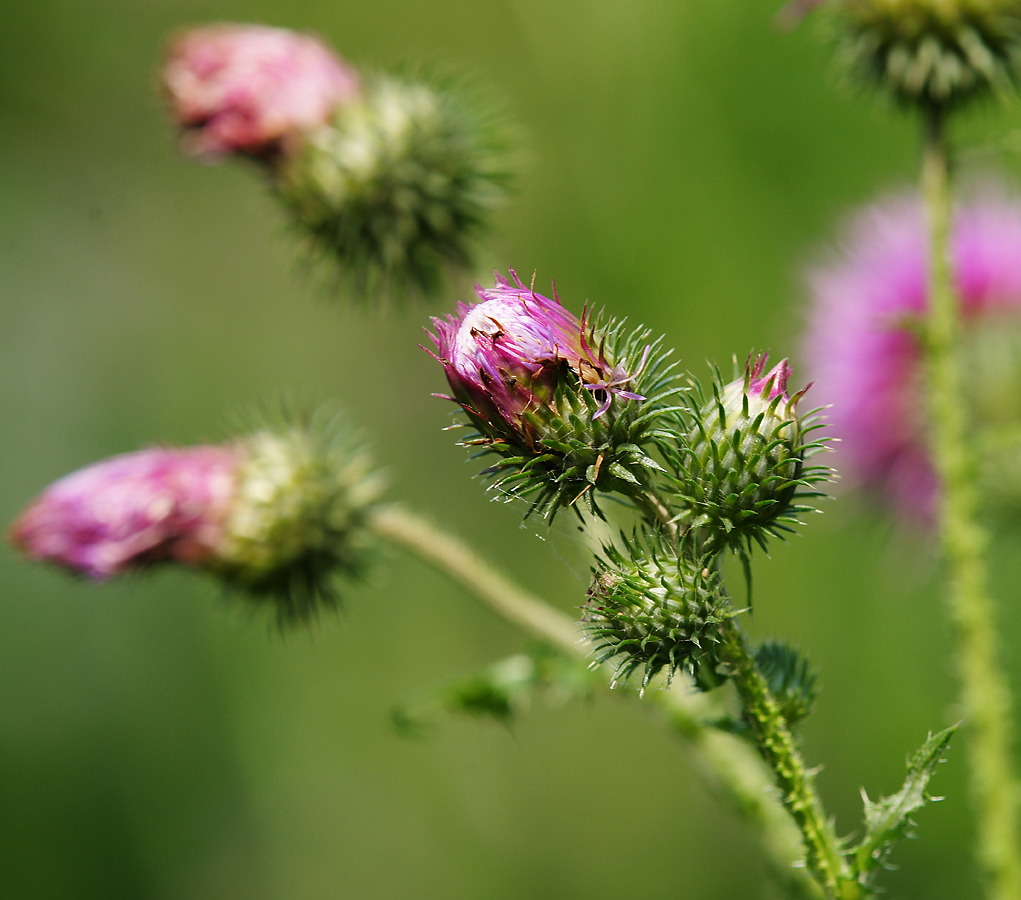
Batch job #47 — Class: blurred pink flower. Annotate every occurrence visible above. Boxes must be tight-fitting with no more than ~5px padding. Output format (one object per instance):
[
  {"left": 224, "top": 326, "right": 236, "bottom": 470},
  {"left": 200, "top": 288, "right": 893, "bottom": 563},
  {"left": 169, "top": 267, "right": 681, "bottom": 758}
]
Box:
[
  {"left": 163, "top": 23, "right": 360, "bottom": 159},
  {"left": 10, "top": 447, "right": 238, "bottom": 579},
  {"left": 802, "top": 189, "right": 1021, "bottom": 519}
]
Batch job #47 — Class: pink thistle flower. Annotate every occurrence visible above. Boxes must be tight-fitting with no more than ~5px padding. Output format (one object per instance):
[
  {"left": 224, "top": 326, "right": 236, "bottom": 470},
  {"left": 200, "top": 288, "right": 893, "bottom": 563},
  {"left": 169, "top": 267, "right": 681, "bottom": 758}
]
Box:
[
  {"left": 163, "top": 24, "right": 361, "bottom": 160},
  {"left": 802, "top": 189, "right": 1021, "bottom": 519},
  {"left": 427, "top": 270, "right": 647, "bottom": 448},
  {"left": 9, "top": 447, "right": 238, "bottom": 579}
]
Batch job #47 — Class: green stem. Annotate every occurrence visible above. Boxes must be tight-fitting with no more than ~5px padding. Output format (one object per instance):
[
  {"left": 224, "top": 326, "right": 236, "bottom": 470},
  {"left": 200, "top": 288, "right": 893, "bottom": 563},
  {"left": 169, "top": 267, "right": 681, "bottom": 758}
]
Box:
[
  {"left": 718, "top": 617, "right": 857, "bottom": 900},
  {"left": 920, "top": 106, "right": 1021, "bottom": 900},
  {"left": 368, "top": 503, "right": 818, "bottom": 899}
]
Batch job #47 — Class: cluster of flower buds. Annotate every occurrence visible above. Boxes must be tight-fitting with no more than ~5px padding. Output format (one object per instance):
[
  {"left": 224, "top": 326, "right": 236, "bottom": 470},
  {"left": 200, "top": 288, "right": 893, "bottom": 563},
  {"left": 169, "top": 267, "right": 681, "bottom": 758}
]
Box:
[
  {"left": 9, "top": 412, "right": 385, "bottom": 624},
  {"left": 427, "top": 272, "right": 826, "bottom": 692},
  {"left": 427, "top": 270, "right": 680, "bottom": 520},
  {"left": 786, "top": 0, "right": 1021, "bottom": 108},
  {"left": 163, "top": 23, "right": 515, "bottom": 298}
]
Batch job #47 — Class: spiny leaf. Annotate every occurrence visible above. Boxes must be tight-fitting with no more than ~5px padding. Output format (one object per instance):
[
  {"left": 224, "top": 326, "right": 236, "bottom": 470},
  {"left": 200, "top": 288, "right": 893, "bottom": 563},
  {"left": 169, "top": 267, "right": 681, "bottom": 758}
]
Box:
[{"left": 853, "top": 724, "right": 958, "bottom": 883}]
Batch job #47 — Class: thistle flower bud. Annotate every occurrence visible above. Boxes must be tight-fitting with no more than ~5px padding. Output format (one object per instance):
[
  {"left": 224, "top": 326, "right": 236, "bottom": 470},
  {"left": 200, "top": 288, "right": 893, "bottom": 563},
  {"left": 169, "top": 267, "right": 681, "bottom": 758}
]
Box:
[
  {"left": 9, "top": 414, "right": 384, "bottom": 623},
  {"left": 803, "top": 0, "right": 1021, "bottom": 107},
  {"left": 675, "top": 354, "right": 826, "bottom": 553},
  {"left": 583, "top": 533, "right": 733, "bottom": 692},
  {"left": 274, "top": 73, "right": 515, "bottom": 297},
  {"left": 163, "top": 24, "right": 361, "bottom": 160},
  {"left": 428, "top": 270, "right": 680, "bottom": 520}
]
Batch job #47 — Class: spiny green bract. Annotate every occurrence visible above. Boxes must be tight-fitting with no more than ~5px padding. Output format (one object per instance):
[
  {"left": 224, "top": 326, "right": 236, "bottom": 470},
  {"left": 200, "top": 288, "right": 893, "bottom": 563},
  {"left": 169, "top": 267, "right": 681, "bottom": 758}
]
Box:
[
  {"left": 217, "top": 408, "right": 386, "bottom": 625},
  {"left": 670, "top": 362, "right": 829, "bottom": 555},
  {"left": 753, "top": 641, "right": 820, "bottom": 727},
  {"left": 832, "top": 0, "right": 1021, "bottom": 107},
  {"left": 463, "top": 319, "right": 684, "bottom": 522},
  {"left": 583, "top": 532, "right": 734, "bottom": 692},
  {"left": 275, "top": 71, "right": 516, "bottom": 300}
]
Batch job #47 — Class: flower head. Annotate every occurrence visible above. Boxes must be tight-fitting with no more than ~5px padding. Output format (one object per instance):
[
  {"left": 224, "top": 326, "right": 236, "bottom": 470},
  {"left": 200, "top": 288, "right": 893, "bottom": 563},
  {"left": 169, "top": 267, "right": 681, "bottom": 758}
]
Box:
[
  {"left": 10, "top": 446, "right": 237, "bottom": 579},
  {"left": 163, "top": 24, "right": 360, "bottom": 159},
  {"left": 10, "top": 413, "right": 385, "bottom": 623},
  {"left": 429, "top": 270, "right": 646, "bottom": 445},
  {"left": 803, "top": 189, "right": 1021, "bottom": 519},
  {"left": 427, "top": 271, "right": 677, "bottom": 519}
]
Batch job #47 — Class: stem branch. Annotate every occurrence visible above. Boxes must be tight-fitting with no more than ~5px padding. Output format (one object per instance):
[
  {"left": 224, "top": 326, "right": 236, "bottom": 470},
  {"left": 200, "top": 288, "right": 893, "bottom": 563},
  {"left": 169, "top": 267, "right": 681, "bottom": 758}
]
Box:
[{"left": 369, "top": 503, "right": 817, "bottom": 898}]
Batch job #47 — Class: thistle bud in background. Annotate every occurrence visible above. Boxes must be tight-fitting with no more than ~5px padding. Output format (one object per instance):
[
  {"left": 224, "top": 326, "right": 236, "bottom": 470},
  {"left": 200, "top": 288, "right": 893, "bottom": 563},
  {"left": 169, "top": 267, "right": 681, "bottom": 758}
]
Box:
[
  {"left": 788, "top": 0, "right": 1021, "bottom": 108},
  {"left": 9, "top": 413, "right": 385, "bottom": 623},
  {"left": 583, "top": 533, "right": 733, "bottom": 692},
  {"left": 674, "top": 354, "right": 826, "bottom": 553},
  {"left": 163, "top": 24, "right": 361, "bottom": 160},
  {"left": 161, "top": 23, "right": 517, "bottom": 299},
  {"left": 427, "top": 270, "right": 680, "bottom": 520}
]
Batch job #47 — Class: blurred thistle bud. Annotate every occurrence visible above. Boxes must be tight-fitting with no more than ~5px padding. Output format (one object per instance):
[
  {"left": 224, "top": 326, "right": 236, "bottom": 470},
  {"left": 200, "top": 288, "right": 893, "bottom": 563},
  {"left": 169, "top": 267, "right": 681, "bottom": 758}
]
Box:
[
  {"left": 163, "top": 24, "right": 361, "bottom": 160},
  {"left": 274, "top": 72, "right": 516, "bottom": 298},
  {"left": 583, "top": 532, "right": 733, "bottom": 693},
  {"left": 427, "top": 270, "right": 681, "bottom": 520},
  {"left": 674, "top": 354, "right": 827, "bottom": 554},
  {"left": 786, "top": 0, "right": 1021, "bottom": 108},
  {"left": 9, "top": 411, "right": 385, "bottom": 624},
  {"left": 161, "top": 23, "right": 517, "bottom": 300}
]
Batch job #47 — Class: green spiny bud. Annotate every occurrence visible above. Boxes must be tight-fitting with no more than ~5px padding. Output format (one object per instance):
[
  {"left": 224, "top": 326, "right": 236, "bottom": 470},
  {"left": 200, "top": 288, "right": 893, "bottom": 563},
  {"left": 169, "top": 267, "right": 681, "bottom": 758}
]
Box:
[
  {"left": 808, "top": 0, "right": 1021, "bottom": 108},
  {"left": 583, "top": 532, "right": 734, "bottom": 693},
  {"left": 275, "top": 72, "right": 515, "bottom": 299},
  {"left": 674, "top": 354, "right": 826, "bottom": 554},
  {"left": 213, "top": 409, "right": 386, "bottom": 623}
]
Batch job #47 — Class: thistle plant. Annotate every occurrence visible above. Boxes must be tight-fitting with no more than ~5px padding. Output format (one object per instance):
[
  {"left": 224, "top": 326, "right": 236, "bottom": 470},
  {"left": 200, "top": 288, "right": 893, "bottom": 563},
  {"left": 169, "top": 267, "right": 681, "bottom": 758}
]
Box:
[{"left": 18, "top": 5, "right": 1021, "bottom": 899}]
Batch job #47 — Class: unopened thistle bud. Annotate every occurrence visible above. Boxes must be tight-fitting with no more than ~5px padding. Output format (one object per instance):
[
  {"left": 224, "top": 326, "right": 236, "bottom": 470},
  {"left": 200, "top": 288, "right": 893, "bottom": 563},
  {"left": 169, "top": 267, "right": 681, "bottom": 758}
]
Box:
[
  {"left": 9, "top": 414, "right": 384, "bottom": 623},
  {"left": 675, "top": 354, "right": 826, "bottom": 553},
  {"left": 163, "top": 24, "right": 361, "bottom": 160},
  {"left": 274, "top": 72, "right": 515, "bottom": 297},
  {"left": 792, "top": 0, "right": 1021, "bottom": 108},
  {"left": 583, "top": 533, "right": 733, "bottom": 692},
  {"left": 161, "top": 23, "right": 516, "bottom": 299},
  {"left": 427, "top": 270, "right": 680, "bottom": 520}
]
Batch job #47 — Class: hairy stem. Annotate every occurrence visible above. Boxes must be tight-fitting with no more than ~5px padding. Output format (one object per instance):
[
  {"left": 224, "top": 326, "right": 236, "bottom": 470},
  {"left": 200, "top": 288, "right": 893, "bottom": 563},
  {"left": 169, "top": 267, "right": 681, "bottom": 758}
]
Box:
[
  {"left": 920, "top": 107, "right": 1021, "bottom": 900},
  {"left": 719, "top": 617, "right": 856, "bottom": 900},
  {"left": 369, "top": 503, "right": 818, "bottom": 898}
]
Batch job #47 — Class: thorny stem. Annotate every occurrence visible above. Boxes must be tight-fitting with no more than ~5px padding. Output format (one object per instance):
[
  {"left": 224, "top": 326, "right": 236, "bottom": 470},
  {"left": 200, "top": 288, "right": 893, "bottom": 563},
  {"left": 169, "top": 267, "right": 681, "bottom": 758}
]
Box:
[
  {"left": 719, "top": 617, "right": 857, "bottom": 900},
  {"left": 920, "top": 106, "right": 1021, "bottom": 900},
  {"left": 369, "top": 504, "right": 819, "bottom": 899}
]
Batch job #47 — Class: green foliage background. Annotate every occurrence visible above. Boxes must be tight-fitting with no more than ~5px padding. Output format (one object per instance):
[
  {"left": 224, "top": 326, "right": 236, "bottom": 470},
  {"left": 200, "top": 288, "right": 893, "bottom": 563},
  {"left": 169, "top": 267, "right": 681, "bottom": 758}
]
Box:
[{"left": 2, "top": 0, "right": 1020, "bottom": 897}]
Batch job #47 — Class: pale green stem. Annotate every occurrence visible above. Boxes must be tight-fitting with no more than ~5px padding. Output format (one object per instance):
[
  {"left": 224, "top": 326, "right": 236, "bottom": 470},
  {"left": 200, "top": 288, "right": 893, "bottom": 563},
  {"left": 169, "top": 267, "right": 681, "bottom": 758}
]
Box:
[
  {"left": 921, "top": 107, "right": 1021, "bottom": 900},
  {"left": 369, "top": 504, "right": 818, "bottom": 899},
  {"left": 719, "top": 618, "right": 858, "bottom": 900}
]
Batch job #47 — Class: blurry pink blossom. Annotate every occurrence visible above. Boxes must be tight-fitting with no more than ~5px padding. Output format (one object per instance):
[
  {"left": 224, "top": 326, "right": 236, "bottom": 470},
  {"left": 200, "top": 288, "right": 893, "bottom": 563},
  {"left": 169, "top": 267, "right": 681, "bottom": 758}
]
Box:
[{"left": 163, "top": 23, "right": 360, "bottom": 159}]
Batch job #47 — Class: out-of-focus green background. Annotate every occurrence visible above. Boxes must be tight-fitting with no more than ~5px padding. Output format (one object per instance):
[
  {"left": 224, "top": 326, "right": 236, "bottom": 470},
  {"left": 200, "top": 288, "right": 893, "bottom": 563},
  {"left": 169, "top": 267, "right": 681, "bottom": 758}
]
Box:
[{"left": 3, "top": 1, "right": 1021, "bottom": 897}]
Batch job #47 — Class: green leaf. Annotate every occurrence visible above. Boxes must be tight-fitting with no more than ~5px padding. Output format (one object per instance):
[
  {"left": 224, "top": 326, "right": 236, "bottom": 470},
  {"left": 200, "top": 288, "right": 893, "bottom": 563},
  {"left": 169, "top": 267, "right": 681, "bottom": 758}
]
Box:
[{"left": 853, "top": 724, "right": 958, "bottom": 883}]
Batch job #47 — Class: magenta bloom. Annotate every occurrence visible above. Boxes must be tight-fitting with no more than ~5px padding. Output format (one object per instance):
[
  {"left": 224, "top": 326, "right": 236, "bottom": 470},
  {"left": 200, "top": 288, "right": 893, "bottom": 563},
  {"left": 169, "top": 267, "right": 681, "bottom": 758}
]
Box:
[
  {"left": 163, "top": 24, "right": 360, "bottom": 159},
  {"left": 803, "top": 189, "right": 1021, "bottom": 519},
  {"left": 10, "top": 447, "right": 238, "bottom": 579},
  {"left": 428, "top": 270, "right": 647, "bottom": 445}
]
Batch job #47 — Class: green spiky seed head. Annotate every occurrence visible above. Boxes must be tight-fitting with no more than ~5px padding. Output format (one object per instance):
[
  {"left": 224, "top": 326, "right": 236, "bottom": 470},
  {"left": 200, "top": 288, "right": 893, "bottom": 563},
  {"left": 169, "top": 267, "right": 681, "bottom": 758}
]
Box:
[
  {"left": 675, "top": 354, "right": 826, "bottom": 554},
  {"left": 583, "top": 533, "right": 733, "bottom": 692},
  {"left": 214, "top": 410, "right": 386, "bottom": 623},
  {"left": 275, "top": 72, "right": 516, "bottom": 299},
  {"left": 833, "top": 0, "right": 1021, "bottom": 107},
  {"left": 753, "top": 641, "right": 820, "bottom": 726}
]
